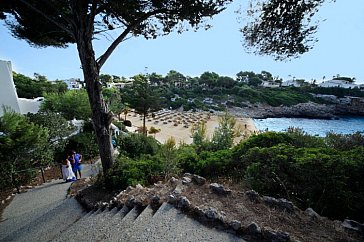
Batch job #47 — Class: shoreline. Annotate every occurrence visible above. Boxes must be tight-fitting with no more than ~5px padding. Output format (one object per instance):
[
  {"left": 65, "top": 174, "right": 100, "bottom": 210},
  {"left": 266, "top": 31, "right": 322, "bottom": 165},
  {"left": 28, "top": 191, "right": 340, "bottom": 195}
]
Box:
[
  {"left": 125, "top": 110, "right": 258, "bottom": 145},
  {"left": 228, "top": 101, "right": 364, "bottom": 120}
]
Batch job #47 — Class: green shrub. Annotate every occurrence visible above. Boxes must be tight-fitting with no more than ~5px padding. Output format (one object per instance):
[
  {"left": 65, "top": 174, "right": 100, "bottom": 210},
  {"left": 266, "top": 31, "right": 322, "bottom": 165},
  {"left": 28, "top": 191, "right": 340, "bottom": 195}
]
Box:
[
  {"left": 117, "top": 133, "right": 160, "bottom": 159},
  {"left": 244, "top": 144, "right": 364, "bottom": 222},
  {"left": 177, "top": 145, "right": 200, "bottom": 173},
  {"left": 286, "top": 127, "right": 326, "bottom": 148},
  {"left": 105, "top": 155, "right": 163, "bottom": 190},
  {"left": 196, "top": 149, "right": 233, "bottom": 178},
  {"left": 0, "top": 110, "right": 52, "bottom": 189},
  {"left": 231, "top": 132, "right": 293, "bottom": 161},
  {"left": 325, "top": 131, "right": 364, "bottom": 151},
  {"left": 156, "top": 138, "right": 181, "bottom": 178},
  {"left": 66, "top": 132, "right": 99, "bottom": 160}
]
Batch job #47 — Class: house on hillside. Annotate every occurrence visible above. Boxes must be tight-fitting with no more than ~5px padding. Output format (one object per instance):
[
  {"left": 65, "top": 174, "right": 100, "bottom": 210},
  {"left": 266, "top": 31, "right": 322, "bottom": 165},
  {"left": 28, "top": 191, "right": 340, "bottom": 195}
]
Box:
[
  {"left": 0, "top": 60, "right": 42, "bottom": 116},
  {"left": 318, "top": 79, "right": 358, "bottom": 89},
  {"left": 107, "top": 79, "right": 133, "bottom": 90},
  {"left": 107, "top": 82, "right": 126, "bottom": 90},
  {"left": 281, "top": 79, "right": 303, "bottom": 87},
  {"left": 63, "top": 78, "right": 83, "bottom": 90},
  {"left": 261, "top": 80, "right": 280, "bottom": 88}
]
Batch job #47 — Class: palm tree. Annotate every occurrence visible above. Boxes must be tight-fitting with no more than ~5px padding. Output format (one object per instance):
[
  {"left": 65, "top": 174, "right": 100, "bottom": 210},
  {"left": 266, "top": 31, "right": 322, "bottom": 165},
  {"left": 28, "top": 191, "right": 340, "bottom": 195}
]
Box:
[{"left": 123, "top": 106, "right": 130, "bottom": 121}]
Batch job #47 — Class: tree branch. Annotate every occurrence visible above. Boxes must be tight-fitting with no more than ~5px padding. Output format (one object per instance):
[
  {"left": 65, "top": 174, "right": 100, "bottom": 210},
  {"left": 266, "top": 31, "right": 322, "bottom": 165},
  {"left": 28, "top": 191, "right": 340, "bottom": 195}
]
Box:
[
  {"left": 97, "top": 10, "right": 164, "bottom": 68},
  {"left": 88, "top": 0, "right": 98, "bottom": 30},
  {"left": 18, "top": 0, "right": 73, "bottom": 36},
  {"left": 40, "top": 0, "right": 74, "bottom": 30}
]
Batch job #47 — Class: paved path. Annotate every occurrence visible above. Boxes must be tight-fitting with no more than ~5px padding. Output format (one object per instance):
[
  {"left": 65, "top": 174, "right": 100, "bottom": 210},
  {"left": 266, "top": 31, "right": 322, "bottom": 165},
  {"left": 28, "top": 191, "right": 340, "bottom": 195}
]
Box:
[{"left": 0, "top": 163, "right": 99, "bottom": 241}]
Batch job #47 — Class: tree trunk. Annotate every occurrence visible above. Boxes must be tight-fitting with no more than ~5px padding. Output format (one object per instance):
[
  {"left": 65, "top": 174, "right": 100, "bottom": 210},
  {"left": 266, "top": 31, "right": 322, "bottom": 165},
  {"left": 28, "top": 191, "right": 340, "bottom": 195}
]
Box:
[
  {"left": 143, "top": 112, "right": 147, "bottom": 136},
  {"left": 75, "top": 28, "right": 114, "bottom": 173}
]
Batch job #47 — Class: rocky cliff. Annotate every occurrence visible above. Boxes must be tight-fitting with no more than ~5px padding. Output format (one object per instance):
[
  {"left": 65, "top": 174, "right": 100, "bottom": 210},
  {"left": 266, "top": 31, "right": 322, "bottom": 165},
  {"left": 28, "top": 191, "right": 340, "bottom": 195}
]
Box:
[{"left": 230, "top": 96, "right": 364, "bottom": 119}]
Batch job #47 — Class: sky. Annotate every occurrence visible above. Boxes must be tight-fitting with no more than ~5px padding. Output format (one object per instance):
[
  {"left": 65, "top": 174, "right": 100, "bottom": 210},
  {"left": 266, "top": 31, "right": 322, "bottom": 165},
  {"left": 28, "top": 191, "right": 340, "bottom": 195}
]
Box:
[{"left": 0, "top": 0, "right": 363, "bottom": 83}]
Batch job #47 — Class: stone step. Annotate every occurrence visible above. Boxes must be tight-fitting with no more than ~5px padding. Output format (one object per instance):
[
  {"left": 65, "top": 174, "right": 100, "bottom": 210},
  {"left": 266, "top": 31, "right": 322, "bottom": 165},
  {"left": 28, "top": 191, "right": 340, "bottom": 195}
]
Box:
[
  {"left": 101, "top": 206, "right": 139, "bottom": 242},
  {"left": 122, "top": 205, "right": 155, "bottom": 241},
  {"left": 133, "top": 203, "right": 245, "bottom": 242},
  {"left": 2, "top": 198, "right": 84, "bottom": 242},
  {"left": 67, "top": 207, "right": 120, "bottom": 242},
  {"left": 88, "top": 205, "right": 130, "bottom": 241},
  {"left": 52, "top": 207, "right": 108, "bottom": 242}
]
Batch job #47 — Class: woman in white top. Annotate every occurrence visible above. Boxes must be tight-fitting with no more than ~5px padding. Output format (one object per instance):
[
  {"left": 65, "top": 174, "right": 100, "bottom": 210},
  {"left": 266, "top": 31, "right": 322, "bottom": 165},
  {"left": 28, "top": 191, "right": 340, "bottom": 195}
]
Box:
[{"left": 61, "top": 156, "right": 76, "bottom": 182}]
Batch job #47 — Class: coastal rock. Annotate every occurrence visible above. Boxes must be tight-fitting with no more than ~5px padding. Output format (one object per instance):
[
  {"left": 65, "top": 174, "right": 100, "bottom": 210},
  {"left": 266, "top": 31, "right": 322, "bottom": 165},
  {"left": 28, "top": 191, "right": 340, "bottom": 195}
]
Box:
[
  {"left": 232, "top": 96, "right": 364, "bottom": 119},
  {"left": 274, "top": 102, "right": 336, "bottom": 119},
  {"left": 229, "top": 102, "right": 337, "bottom": 119}
]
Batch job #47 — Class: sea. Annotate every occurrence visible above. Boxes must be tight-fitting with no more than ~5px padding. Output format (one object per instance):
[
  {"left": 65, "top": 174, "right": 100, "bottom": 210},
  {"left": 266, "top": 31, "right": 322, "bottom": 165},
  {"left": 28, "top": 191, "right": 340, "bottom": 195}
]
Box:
[{"left": 253, "top": 116, "right": 364, "bottom": 137}]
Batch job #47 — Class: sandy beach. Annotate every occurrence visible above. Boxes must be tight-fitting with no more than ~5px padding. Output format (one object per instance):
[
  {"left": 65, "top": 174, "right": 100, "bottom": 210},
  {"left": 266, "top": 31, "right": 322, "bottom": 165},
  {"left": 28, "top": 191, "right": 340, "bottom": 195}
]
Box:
[{"left": 125, "top": 109, "right": 258, "bottom": 145}]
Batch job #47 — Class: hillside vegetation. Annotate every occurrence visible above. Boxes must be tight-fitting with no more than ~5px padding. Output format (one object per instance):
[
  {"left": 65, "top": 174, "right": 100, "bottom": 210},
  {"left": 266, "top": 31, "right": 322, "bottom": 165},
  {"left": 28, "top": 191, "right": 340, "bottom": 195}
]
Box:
[{"left": 107, "top": 128, "right": 364, "bottom": 223}]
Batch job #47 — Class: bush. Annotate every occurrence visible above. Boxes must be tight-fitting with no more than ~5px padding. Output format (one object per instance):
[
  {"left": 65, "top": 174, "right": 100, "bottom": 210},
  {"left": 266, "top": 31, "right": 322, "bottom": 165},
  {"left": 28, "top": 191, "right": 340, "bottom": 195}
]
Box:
[
  {"left": 231, "top": 132, "right": 293, "bottom": 161},
  {"left": 244, "top": 144, "right": 364, "bottom": 222},
  {"left": 117, "top": 133, "right": 160, "bottom": 159},
  {"left": 286, "top": 127, "right": 326, "bottom": 148},
  {"left": 105, "top": 155, "right": 163, "bottom": 190},
  {"left": 0, "top": 110, "right": 52, "bottom": 189},
  {"left": 66, "top": 132, "right": 99, "bottom": 160},
  {"left": 325, "top": 131, "right": 364, "bottom": 151},
  {"left": 177, "top": 145, "right": 200, "bottom": 173},
  {"left": 196, "top": 149, "right": 233, "bottom": 178}
]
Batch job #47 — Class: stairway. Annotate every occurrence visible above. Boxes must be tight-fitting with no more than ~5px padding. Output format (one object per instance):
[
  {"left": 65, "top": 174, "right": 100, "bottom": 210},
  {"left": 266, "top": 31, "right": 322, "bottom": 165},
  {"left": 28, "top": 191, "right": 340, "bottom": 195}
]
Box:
[
  {"left": 1, "top": 161, "right": 244, "bottom": 242},
  {"left": 2, "top": 197, "right": 243, "bottom": 242},
  {"left": 53, "top": 202, "right": 244, "bottom": 242}
]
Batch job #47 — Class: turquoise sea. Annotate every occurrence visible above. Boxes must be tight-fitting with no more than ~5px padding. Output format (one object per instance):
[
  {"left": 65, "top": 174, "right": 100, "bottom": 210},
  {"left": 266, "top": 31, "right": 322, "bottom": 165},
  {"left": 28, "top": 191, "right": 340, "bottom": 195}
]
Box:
[{"left": 253, "top": 116, "right": 364, "bottom": 137}]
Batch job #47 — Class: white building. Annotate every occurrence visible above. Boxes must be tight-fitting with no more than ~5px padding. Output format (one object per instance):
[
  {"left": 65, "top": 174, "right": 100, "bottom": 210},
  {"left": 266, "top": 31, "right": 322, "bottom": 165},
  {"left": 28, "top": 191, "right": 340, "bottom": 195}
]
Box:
[
  {"left": 261, "top": 80, "right": 280, "bottom": 88},
  {"left": 63, "top": 78, "right": 82, "bottom": 90},
  {"left": 0, "top": 60, "right": 42, "bottom": 116},
  {"left": 318, "top": 79, "right": 358, "bottom": 89},
  {"left": 107, "top": 82, "right": 127, "bottom": 89},
  {"left": 0, "top": 60, "right": 21, "bottom": 116},
  {"left": 281, "top": 80, "right": 302, "bottom": 87}
]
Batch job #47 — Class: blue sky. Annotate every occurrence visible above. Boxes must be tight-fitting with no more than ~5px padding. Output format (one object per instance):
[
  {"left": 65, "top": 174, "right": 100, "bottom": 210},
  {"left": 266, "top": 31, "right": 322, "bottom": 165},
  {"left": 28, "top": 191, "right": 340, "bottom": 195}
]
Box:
[{"left": 0, "top": 0, "right": 363, "bottom": 83}]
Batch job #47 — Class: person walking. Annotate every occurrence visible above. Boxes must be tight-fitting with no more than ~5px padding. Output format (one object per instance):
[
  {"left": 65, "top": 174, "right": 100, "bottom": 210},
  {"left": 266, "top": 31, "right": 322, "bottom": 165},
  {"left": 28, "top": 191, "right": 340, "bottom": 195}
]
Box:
[
  {"left": 70, "top": 150, "right": 82, "bottom": 179},
  {"left": 61, "top": 156, "right": 76, "bottom": 182}
]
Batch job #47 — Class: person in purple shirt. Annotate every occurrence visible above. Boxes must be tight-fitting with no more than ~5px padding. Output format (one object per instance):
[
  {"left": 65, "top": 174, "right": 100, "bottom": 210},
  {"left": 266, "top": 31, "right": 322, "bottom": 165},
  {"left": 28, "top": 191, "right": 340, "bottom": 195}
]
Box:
[{"left": 68, "top": 150, "right": 82, "bottom": 179}]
